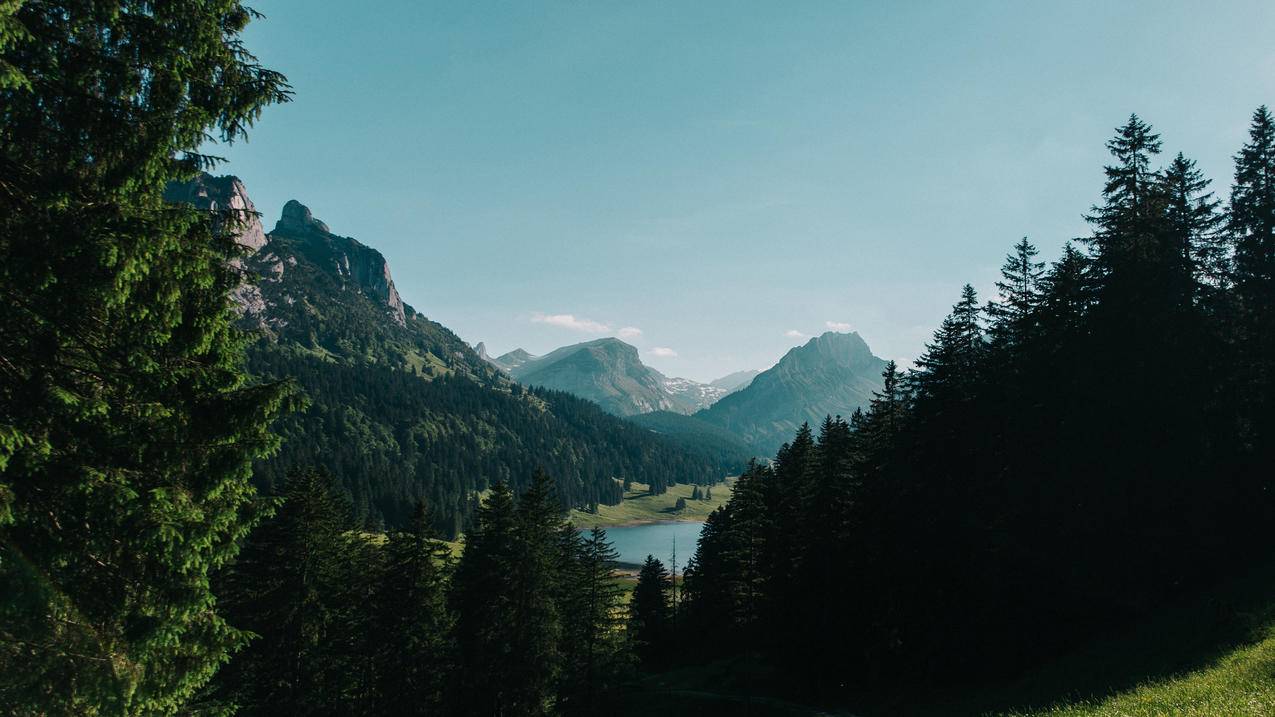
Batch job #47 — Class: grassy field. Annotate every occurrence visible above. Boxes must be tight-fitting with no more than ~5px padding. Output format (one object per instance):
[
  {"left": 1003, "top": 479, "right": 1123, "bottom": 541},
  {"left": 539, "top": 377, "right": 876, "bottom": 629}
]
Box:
[{"left": 568, "top": 479, "right": 735, "bottom": 529}]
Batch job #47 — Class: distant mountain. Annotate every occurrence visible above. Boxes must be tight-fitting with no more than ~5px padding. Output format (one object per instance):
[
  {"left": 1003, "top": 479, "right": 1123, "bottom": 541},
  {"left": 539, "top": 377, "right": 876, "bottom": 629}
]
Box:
[
  {"left": 168, "top": 174, "right": 738, "bottom": 533},
  {"left": 490, "top": 347, "right": 534, "bottom": 373},
  {"left": 509, "top": 338, "right": 674, "bottom": 416},
  {"left": 507, "top": 338, "right": 728, "bottom": 416},
  {"left": 660, "top": 375, "right": 729, "bottom": 414},
  {"left": 697, "top": 331, "right": 888, "bottom": 455},
  {"left": 710, "top": 369, "right": 761, "bottom": 394}
]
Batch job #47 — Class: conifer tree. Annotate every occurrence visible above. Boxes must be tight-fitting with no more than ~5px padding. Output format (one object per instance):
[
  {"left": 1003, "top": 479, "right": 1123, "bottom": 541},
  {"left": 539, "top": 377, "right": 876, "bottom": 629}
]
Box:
[
  {"left": 629, "top": 555, "right": 672, "bottom": 668},
  {"left": 0, "top": 3, "right": 293, "bottom": 712},
  {"left": 1084, "top": 114, "right": 1164, "bottom": 283},
  {"left": 373, "top": 501, "right": 455, "bottom": 715},
  {"left": 988, "top": 237, "right": 1045, "bottom": 346},
  {"left": 558, "top": 526, "right": 628, "bottom": 714},
  {"left": 451, "top": 480, "right": 520, "bottom": 715},
  {"left": 1162, "top": 152, "right": 1226, "bottom": 301},
  {"left": 211, "top": 469, "right": 369, "bottom": 716},
  {"left": 1228, "top": 105, "right": 1275, "bottom": 462}
]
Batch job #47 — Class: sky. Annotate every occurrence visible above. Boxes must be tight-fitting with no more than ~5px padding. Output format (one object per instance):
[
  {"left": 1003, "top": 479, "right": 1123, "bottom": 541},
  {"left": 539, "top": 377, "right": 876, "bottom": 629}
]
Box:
[{"left": 211, "top": 1, "right": 1275, "bottom": 382}]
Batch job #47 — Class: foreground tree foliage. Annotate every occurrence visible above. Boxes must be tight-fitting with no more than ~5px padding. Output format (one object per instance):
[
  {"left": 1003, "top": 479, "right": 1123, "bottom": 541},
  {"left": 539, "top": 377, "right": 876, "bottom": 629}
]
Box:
[
  {"left": 680, "top": 110, "right": 1275, "bottom": 699},
  {"left": 0, "top": 1, "right": 294, "bottom": 713},
  {"left": 205, "top": 469, "right": 631, "bottom": 716}
]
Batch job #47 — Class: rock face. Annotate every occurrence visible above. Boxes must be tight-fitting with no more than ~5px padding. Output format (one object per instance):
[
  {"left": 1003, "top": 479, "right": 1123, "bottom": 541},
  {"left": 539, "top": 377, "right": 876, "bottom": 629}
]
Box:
[
  {"left": 270, "top": 200, "right": 406, "bottom": 326},
  {"left": 698, "top": 331, "right": 888, "bottom": 455},
  {"left": 163, "top": 174, "right": 267, "bottom": 253},
  {"left": 164, "top": 174, "right": 270, "bottom": 320}
]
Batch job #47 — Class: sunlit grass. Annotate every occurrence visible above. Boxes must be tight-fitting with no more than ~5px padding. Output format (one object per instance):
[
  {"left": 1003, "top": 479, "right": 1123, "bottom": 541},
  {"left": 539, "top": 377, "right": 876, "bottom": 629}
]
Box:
[{"left": 569, "top": 478, "right": 735, "bottom": 529}]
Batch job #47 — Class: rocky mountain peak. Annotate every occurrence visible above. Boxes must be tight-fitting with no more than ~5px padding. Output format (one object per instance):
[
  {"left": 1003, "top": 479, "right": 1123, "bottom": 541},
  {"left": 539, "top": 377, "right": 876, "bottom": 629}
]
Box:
[
  {"left": 275, "top": 199, "right": 331, "bottom": 235},
  {"left": 163, "top": 174, "right": 267, "bottom": 253},
  {"left": 268, "top": 199, "right": 406, "bottom": 327}
]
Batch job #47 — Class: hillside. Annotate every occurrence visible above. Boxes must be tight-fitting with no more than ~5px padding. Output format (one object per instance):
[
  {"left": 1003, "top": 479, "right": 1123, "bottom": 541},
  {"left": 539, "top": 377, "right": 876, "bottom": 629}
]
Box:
[
  {"left": 697, "top": 331, "right": 888, "bottom": 455},
  {"left": 169, "top": 174, "right": 738, "bottom": 533},
  {"left": 627, "top": 410, "right": 757, "bottom": 468}
]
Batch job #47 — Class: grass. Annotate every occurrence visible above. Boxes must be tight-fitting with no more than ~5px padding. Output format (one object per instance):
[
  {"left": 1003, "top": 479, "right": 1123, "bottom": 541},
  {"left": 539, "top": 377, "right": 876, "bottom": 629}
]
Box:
[
  {"left": 1002, "top": 633, "right": 1275, "bottom": 716},
  {"left": 568, "top": 478, "right": 735, "bottom": 529},
  {"left": 868, "top": 560, "right": 1275, "bottom": 717}
]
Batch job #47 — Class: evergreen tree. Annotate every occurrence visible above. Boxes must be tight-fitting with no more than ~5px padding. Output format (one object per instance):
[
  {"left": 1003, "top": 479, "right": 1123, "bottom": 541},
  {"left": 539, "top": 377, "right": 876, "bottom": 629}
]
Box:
[
  {"left": 450, "top": 481, "right": 520, "bottom": 715},
  {"left": 1162, "top": 152, "right": 1227, "bottom": 301},
  {"left": 987, "top": 237, "right": 1045, "bottom": 346},
  {"left": 0, "top": 3, "right": 293, "bottom": 713},
  {"left": 557, "top": 527, "right": 629, "bottom": 714},
  {"left": 451, "top": 472, "right": 573, "bottom": 716},
  {"left": 1084, "top": 114, "right": 1164, "bottom": 283},
  {"left": 1230, "top": 106, "right": 1275, "bottom": 312},
  {"left": 212, "top": 469, "right": 371, "bottom": 716},
  {"left": 628, "top": 556, "right": 672, "bottom": 668},
  {"left": 1229, "top": 105, "right": 1275, "bottom": 466},
  {"left": 373, "top": 501, "right": 454, "bottom": 715}
]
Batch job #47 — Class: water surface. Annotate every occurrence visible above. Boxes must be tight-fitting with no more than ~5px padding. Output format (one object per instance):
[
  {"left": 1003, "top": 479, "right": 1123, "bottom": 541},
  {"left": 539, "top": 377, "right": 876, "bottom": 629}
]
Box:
[{"left": 600, "top": 521, "right": 705, "bottom": 568}]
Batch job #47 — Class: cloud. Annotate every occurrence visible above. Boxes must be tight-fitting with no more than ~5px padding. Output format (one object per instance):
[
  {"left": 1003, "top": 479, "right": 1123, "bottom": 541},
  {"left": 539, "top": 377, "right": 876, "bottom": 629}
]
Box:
[
  {"left": 531, "top": 312, "right": 609, "bottom": 333},
  {"left": 784, "top": 329, "right": 807, "bottom": 339},
  {"left": 616, "top": 326, "right": 643, "bottom": 339},
  {"left": 648, "top": 347, "right": 678, "bottom": 358},
  {"left": 825, "top": 321, "right": 852, "bottom": 332}
]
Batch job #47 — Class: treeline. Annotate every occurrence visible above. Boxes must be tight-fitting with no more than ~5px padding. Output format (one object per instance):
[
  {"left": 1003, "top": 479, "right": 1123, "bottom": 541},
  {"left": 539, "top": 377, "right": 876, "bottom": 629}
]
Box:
[
  {"left": 206, "top": 467, "right": 662, "bottom": 716},
  {"left": 249, "top": 347, "right": 739, "bottom": 536},
  {"left": 677, "top": 111, "right": 1275, "bottom": 695}
]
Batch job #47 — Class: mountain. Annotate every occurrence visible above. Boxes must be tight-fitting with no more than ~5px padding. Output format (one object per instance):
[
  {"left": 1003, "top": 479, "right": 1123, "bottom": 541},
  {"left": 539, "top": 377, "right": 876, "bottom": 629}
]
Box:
[
  {"left": 168, "top": 174, "right": 738, "bottom": 534},
  {"left": 509, "top": 338, "right": 673, "bottom": 416},
  {"left": 490, "top": 347, "right": 534, "bottom": 372},
  {"left": 507, "top": 338, "right": 728, "bottom": 416},
  {"left": 697, "top": 331, "right": 889, "bottom": 455},
  {"left": 660, "top": 375, "right": 729, "bottom": 414},
  {"left": 710, "top": 369, "right": 760, "bottom": 394}
]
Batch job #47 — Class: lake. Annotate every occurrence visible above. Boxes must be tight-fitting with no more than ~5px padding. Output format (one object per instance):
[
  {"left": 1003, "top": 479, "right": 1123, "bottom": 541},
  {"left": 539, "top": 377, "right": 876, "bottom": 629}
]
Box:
[{"left": 602, "top": 521, "right": 706, "bottom": 568}]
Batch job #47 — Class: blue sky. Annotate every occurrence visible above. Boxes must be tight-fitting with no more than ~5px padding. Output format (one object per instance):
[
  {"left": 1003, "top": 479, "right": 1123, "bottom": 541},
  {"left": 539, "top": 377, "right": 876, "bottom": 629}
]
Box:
[{"left": 213, "top": 1, "right": 1275, "bottom": 381}]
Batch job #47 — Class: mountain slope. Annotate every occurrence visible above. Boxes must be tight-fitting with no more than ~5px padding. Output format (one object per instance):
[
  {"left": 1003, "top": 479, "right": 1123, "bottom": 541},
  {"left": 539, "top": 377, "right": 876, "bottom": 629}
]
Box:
[
  {"left": 710, "top": 369, "right": 761, "bottom": 394},
  {"left": 698, "top": 331, "right": 888, "bottom": 455},
  {"left": 170, "top": 174, "right": 737, "bottom": 533},
  {"left": 627, "top": 411, "right": 757, "bottom": 469},
  {"left": 509, "top": 338, "right": 727, "bottom": 415}
]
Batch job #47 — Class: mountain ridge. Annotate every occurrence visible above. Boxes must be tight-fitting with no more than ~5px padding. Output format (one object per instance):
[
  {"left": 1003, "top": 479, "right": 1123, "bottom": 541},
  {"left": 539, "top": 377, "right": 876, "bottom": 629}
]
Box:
[
  {"left": 697, "top": 330, "right": 888, "bottom": 455},
  {"left": 504, "top": 337, "right": 730, "bottom": 416},
  {"left": 166, "top": 173, "right": 740, "bottom": 532}
]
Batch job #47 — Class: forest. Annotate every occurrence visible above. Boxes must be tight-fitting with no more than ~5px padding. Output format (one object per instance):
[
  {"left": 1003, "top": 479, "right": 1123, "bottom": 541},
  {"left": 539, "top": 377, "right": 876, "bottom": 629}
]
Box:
[{"left": 2, "top": 1, "right": 1274, "bottom": 715}]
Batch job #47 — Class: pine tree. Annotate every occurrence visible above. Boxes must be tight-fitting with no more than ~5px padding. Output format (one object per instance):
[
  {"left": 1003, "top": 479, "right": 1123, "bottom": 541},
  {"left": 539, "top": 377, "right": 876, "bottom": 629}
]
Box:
[
  {"left": 988, "top": 237, "right": 1045, "bottom": 346},
  {"left": 451, "top": 473, "right": 569, "bottom": 716},
  {"left": 1084, "top": 114, "right": 1163, "bottom": 282},
  {"left": 451, "top": 480, "right": 520, "bottom": 715},
  {"left": 629, "top": 555, "right": 673, "bottom": 668},
  {"left": 557, "top": 527, "right": 628, "bottom": 714},
  {"left": 912, "top": 285, "right": 984, "bottom": 403},
  {"left": 0, "top": 3, "right": 294, "bottom": 713},
  {"left": 1226, "top": 105, "right": 1275, "bottom": 496},
  {"left": 510, "top": 469, "right": 568, "bottom": 715},
  {"left": 1231, "top": 106, "right": 1275, "bottom": 314},
  {"left": 1162, "top": 153, "right": 1226, "bottom": 301},
  {"left": 373, "top": 501, "right": 454, "bottom": 715},
  {"left": 211, "top": 469, "right": 370, "bottom": 715}
]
